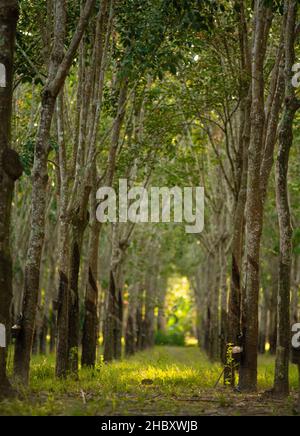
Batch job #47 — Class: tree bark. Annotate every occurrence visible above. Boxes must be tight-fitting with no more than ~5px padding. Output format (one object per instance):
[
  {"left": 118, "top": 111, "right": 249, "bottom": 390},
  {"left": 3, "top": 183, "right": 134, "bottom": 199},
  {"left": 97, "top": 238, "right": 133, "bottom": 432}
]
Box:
[
  {"left": 144, "top": 274, "right": 157, "bottom": 349},
  {"left": 258, "top": 292, "right": 268, "bottom": 354},
  {"left": 220, "top": 246, "right": 228, "bottom": 365},
  {"left": 157, "top": 279, "right": 167, "bottom": 334},
  {"left": 228, "top": 0, "right": 250, "bottom": 357},
  {"left": 0, "top": 0, "right": 22, "bottom": 398},
  {"left": 14, "top": 0, "right": 95, "bottom": 384},
  {"left": 239, "top": 1, "right": 270, "bottom": 392},
  {"left": 67, "top": 212, "right": 88, "bottom": 374},
  {"left": 125, "top": 284, "right": 139, "bottom": 356},
  {"left": 208, "top": 255, "right": 220, "bottom": 361},
  {"left": 81, "top": 218, "right": 101, "bottom": 366},
  {"left": 103, "top": 270, "right": 117, "bottom": 362},
  {"left": 102, "top": 79, "right": 128, "bottom": 362},
  {"left": 136, "top": 299, "right": 144, "bottom": 351},
  {"left": 55, "top": 221, "right": 70, "bottom": 377},
  {"left": 273, "top": 0, "right": 299, "bottom": 398},
  {"left": 269, "top": 280, "right": 278, "bottom": 354}
]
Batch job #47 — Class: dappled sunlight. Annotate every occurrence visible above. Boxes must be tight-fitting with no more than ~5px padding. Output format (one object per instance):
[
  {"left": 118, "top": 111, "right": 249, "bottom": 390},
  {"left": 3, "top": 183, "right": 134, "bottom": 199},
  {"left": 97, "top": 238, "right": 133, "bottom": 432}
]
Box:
[
  {"left": 1, "top": 0, "right": 300, "bottom": 417},
  {"left": 2, "top": 346, "right": 299, "bottom": 416}
]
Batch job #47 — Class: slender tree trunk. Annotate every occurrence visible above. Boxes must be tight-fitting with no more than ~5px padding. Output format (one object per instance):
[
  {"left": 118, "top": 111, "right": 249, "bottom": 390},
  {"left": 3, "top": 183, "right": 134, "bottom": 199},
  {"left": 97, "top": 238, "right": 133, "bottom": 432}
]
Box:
[
  {"left": 228, "top": 0, "right": 251, "bottom": 368},
  {"left": 228, "top": 93, "right": 249, "bottom": 351},
  {"left": 13, "top": 0, "right": 66, "bottom": 384},
  {"left": 115, "top": 286, "right": 124, "bottom": 359},
  {"left": 31, "top": 329, "right": 38, "bottom": 355},
  {"left": 203, "top": 261, "right": 210, "bottom": 354},
  {"left": 209, "top": 256, "right": 220, "bottom": 361},
  {"left": 55, "top": 87, "right": 71, "bottom": 377},
  {"left": 239, "top": 1, "right": 270, "bottom": 392},
  {"left": 14, "top": 0, "right": 95, "bottom": 384},
  {"left": 157, "top": 280, "right": 167, "bottom": 334},
  {"left": 81, "top": 183, "right": 101, "bottom": 367},
  {"left": 103, "top": 271, "right": 117, "bottom": 362},
  {"left": 290, "top": 256, "right": 299, "bottom": 324},
  {"left": 13, "top": 92, "right": 57, "bottom": 384},
  {"left": 125, "top": 284, "right": 138, "bottom": 356},
  {"left": 220, "top": 247, "right": 228, "bottom": 365},
  {"left": 69, "top": 0, "right": 112, "bottom": 372},
  {"left": 49, "top": 308, "right": 56, "bottom": 354},
  {"left": 258, "top": 291, "right": 268, "bottom": 354},
  {"left": 269, "top": 283, "right": 278, "bottom": 354},
  {"left": 68, "top": 215, "right": 88, "bottom": 374},
  {"left": 125, "top": 313, "right": 136, "bottom": 356},
  {"left": 39, "top": 315, "right": 47, "bottom": 355},
  {"left": 136, "top": 299, "right": 144, "bottom": 351},
  {"left": 102, "top": 79, "right": 128, "bottom": 362},
  {"left": 55, "top": 220, "right": 70, "bottom": 377},
  {"left": 0, "top": 1, "right": 21, "bottom": 398},
  {"left": 144, "top": 276, "right": 156, "bottom": 349},
  {"left": 81, "top": 224, "right": 101, "bottom": 367},
  {"left": 273, "top": 0, "right": 299, "bottom": 397},
  {"left": 104, "top": 225, "right": 126, "bottom": 361}
]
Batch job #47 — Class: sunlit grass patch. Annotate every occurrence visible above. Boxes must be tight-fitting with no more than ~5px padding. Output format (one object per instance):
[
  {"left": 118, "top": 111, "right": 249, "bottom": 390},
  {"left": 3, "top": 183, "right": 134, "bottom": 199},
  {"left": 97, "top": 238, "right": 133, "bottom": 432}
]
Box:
[
  {"left": 257, "top": 354, "right": 298, "bottom": 391},
  {"left": 1, "top": 346, "right": 299, "bottom": 416}
]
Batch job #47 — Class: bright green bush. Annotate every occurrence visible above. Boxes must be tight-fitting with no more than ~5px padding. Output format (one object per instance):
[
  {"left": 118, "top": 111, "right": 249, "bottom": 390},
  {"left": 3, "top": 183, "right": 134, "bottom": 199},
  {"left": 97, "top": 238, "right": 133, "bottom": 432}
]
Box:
[{"left": 155, "top": 330, "right": 185, "bottom": 346}]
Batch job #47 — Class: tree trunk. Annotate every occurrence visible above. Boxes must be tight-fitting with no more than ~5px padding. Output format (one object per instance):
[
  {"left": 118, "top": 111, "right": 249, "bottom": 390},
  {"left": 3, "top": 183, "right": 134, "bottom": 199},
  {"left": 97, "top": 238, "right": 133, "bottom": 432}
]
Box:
[
  {"left": 273, "top": 0, "right": 299, "bottom": 397},
  {"left": 67, "top": 215, "right": 88, "bottom": 374},
  {"left": 115, "top": 288, "right": 123, "bottom": 359},
  {"left": 227, "top": 0, "right": 250, "bottom": 377},
  {"left": 31, "top": 329, "right": 38, "bottom": 355},
  {"left": 69, "top": 0, "right": 111, "bottom": 371},
  {"left": 0, "top": 0, "right": 22, "bottom": 398},
  {"left": 102, "top": 78, "right": 128, "bottom": 362},
  {"left": 49, "top": 308, "right": 56, "bottom": 354},
  {"left": 220, "top": 247, "right": 228, "bottom": 365},
  {"left": 125, "top": 285, "right": 138, "bottom": 357},
  {"left": 125, "top": 313, "right": 136, "bottom": 356},
  {"left": 291, "top": 257, "right": 299, "bottom": 324},
  {"left": 136, "top": 304, "right": 144, "bottom": 351},
  {"left": 103, "top": 271, "right": 117, "bottom": 362},
  {"left": 258, "top": 292, "right": 268, "bottom": 354},
  {"left": 81, "top": 217, "right": 101, "bottom": 367},
  {"left": 269, "top": 283, "right": 277, "bottom": 354},
  {"left": 39, "top": 315, "right": 47, "bottom": 355},
  {"left": 157, "top": 280, "right": 167, "bottom": 334},
  {"left": 14, "top": 0, "right": 95, "bottom": 385},
  {"left": 55, "top": 221, "right": 70, "bottom": 377},
  {"left": 239, "top": 1, "right": 270, "bottom": 392},
  {"left": 143, "top": 274, "right": 156, "bottom": 349},
  {"left": 13, "top": 0, "right": 67, "bottom": 384},
  {"left": 209, "top": 256, "right": 220, "bottom": 361}
]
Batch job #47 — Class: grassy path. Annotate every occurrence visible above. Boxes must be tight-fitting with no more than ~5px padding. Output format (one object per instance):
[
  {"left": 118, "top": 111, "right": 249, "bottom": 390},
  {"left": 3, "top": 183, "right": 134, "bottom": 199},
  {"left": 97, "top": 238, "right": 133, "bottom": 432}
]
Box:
[{"left": 0, "top": 346, "right": 298, "bottom": 415}]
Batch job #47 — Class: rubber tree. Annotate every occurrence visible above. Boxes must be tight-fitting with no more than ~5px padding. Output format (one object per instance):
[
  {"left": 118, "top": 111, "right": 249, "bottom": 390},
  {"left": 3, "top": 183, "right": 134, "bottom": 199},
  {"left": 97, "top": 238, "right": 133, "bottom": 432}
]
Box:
[
  {"left": 239, "top": 0, "right": 286, "bottom": 391},
  {"left": 273, "top": 0, "right": 300, "bottom": 397},
  {"left": 0, "top": 0, "right": 22, "bottom": 399},
  {"left": 13, "top": 0, "right": 95, "bottom": 385}
]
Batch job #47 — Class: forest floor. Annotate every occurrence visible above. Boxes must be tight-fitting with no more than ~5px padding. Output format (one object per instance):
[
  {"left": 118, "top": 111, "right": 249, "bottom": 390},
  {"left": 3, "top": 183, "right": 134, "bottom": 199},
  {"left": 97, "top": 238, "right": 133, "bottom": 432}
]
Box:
[{"left": 0, "top": 346, "right": 299, "bottom": 416}]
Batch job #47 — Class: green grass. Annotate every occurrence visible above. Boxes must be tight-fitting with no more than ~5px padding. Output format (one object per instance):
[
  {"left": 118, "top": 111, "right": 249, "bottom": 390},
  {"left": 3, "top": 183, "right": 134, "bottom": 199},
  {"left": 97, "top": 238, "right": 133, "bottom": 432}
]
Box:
[{"left": 0, "top": 346, "right": 299, "bottom": 416}]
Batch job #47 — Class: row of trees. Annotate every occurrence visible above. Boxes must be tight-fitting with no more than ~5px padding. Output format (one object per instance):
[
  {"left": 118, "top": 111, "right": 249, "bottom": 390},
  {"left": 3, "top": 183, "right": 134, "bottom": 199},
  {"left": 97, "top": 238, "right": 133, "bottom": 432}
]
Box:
[{"left": 0, "top": 0, "right": 299, "bottom": 410}]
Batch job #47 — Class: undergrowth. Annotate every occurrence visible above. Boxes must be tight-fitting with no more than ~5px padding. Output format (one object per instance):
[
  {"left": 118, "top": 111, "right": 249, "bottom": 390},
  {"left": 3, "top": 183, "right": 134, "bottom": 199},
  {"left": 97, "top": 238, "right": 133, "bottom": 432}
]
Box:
[{"left": 0, "top": 346, "right": 298, "bottom": 416}]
